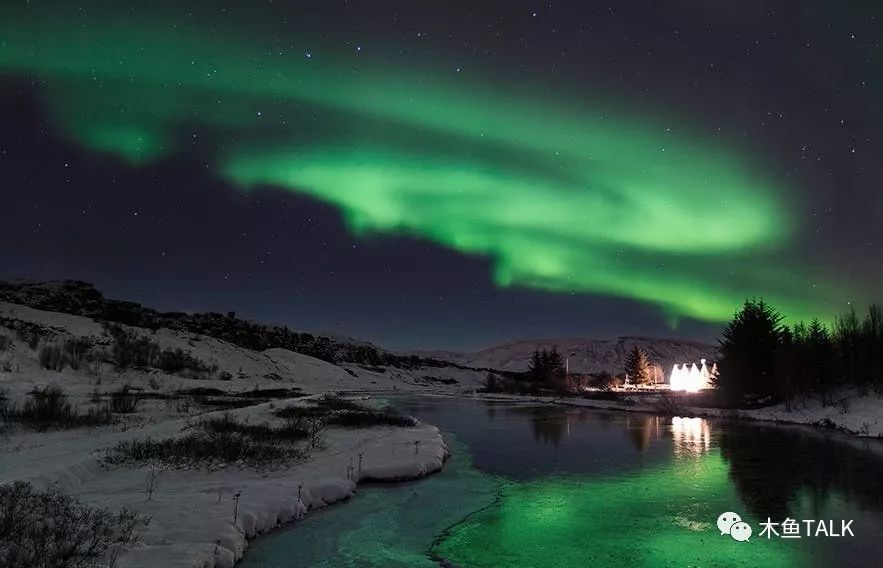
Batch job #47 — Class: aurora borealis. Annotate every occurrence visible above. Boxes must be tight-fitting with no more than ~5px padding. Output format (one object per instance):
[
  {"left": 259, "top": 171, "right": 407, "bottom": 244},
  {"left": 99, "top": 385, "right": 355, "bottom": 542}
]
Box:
[{"left": 1, "top": 1, "right": 881, "bottom": 346}]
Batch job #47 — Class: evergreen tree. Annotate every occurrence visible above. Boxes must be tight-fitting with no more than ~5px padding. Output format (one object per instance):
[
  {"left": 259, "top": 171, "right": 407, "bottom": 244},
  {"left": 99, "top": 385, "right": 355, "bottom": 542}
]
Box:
[
  {"left": 833, "top": 307, "right": 861, "bottom": 388},
  {"left": 527, "top": 349, "right": 544, "bottom": 385},
  {"left": 527, "top": 347, "right": 566, "bottom": 389},
  {"left": 715, "top": 300, "right": 880, "bottom": 406},
  {"left": 776, "top": 324, "right": 800, "bottom": 409},
  {"left": 545, "top": 347, "right": 566, "bottom": 388},
  {"left": 717, "top": 299, "right": 784, "bottom": 404},
  {"left": 859, "top": 304, "right": 883, "bottom": 391},
  {"left": 624, "top": 346, "right": 651, "bottom": 386},
  {"left": 806, "top": 318, "right": 836, "bottom": 405}
]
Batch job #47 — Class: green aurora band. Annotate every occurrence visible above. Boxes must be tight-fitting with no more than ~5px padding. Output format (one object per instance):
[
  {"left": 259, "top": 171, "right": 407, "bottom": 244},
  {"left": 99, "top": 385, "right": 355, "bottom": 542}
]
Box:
[{"left": 0, "top": 4, "right": 859, "bottom": 324}]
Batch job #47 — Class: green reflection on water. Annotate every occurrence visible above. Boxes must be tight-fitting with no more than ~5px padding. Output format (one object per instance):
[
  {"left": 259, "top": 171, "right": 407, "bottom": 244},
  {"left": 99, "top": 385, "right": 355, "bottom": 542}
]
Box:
[
  {"left": 238, "top": 435, "right": 499, "bottom": 568},
  {"left": 433, "top": 450, "right": 802, "bottom": 568}
]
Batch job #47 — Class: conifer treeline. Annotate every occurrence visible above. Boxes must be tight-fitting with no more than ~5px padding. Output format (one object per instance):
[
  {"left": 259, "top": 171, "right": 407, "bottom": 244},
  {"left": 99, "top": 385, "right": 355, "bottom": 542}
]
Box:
[{"left": 716, "top": 300, "right": 883, "bottom": 407}]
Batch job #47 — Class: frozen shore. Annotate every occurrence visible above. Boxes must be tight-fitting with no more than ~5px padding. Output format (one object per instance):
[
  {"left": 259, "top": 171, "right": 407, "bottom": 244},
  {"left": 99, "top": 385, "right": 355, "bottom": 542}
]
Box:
[
  {"left": 0, "top": 301, "right": 467, "bottom": 568},
  {"left": 0, "top": 398, "right": 449, "bottom": 568}
]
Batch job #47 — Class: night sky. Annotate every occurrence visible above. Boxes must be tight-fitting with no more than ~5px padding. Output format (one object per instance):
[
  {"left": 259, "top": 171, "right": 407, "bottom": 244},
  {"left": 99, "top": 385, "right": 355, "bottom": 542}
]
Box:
[{"left": 1, "top": 1, "right": 880, "bottom": 350}]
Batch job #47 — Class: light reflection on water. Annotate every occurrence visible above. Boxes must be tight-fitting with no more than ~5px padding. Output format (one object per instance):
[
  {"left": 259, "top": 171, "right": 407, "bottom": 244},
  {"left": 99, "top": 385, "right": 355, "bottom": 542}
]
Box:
[
  {"left": 671, "top": 415, "right": 712, "bottom": 457},
  {"left": 240, "top": 396, "right": 883, "bottom": 568}
]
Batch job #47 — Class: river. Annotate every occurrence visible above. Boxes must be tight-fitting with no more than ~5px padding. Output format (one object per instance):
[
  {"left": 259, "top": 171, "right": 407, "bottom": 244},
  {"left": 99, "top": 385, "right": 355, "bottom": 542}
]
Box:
[{"left": 239, "top": 396, "right": 883, "bottom": 568}]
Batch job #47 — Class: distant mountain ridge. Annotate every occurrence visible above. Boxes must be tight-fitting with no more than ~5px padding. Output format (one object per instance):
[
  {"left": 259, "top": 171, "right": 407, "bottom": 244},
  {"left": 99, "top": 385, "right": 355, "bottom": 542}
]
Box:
[
  {"left": 0, "top": 280, "right": 512, "bottom": 374},
  {"left": 418, "top": 336, "right": 718, "bottom": 375},
  {"left": 0, "top": 279, "right": 394, "bottom": 366},
  {"left": 0, "top": 279, "right": 716, "bottom": 376}
]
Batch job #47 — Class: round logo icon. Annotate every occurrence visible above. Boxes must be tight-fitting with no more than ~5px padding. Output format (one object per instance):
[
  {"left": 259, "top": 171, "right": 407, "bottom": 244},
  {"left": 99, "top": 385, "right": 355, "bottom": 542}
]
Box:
[
  {"left": 717, "top": 512, "right": 742, "bottom": 535},
  {"left": 730, "top": 521, "right": 752, "bottom": 542}
]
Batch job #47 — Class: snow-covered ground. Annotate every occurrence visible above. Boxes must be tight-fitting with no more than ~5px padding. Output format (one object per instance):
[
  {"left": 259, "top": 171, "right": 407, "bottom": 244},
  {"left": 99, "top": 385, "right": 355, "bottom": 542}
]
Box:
[
  {"left": 724, "top": 392, "right": 882, "bottom": 436},
  {"left": 1, "top": 397, "right": 448, "bottom": 567},
  {"left": 0, "top": 302, "right": 458, "bottom": 567},
  {"left": 0, "top": 302, "right": 487, "bottom": 397}
]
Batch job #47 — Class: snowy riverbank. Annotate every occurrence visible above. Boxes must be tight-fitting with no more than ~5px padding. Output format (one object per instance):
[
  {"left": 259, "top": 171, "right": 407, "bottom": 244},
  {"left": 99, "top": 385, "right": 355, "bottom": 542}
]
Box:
[
  {"left": 0, "top": 397, "right": 448, "bottom": 568},
  {"left": 0, "top": 300, "right": 470, "bottom": 567}
]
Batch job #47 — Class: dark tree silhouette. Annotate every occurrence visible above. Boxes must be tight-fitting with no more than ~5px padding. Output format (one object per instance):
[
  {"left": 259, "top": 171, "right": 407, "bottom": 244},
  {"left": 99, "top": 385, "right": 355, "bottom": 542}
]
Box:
[
  {"left": 528, "top": 349, "right": 543, "bottom": 385},
  {"left": 716, "top": 300, "right": 882, "bottom": 407},
  {"left": 624, "top": 346, "right": 651, "bottom": 386},
  {"left": 831, "top": 305, "right": 883, "bottom": 394},
  {"left": 527, "top": 347, "right": 566, "bottom": 390},
  {"left": 780, "top": 319, "right": 837, "bottom": 407},
  {"left": 716, "top": 299, "right": 784, "bottom": 404},
  {"left": 545, "top": 347, "right": 566, "bottom": 385}
]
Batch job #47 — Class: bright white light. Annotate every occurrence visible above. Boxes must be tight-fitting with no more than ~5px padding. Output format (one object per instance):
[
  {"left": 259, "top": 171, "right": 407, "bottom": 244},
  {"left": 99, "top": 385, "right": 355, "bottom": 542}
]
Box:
[
  {"left": 669, "top": 359, "right": 713, "bottom": 392},
  {"left": 671, "top": 416, "right": 711, "bottom": 456}
]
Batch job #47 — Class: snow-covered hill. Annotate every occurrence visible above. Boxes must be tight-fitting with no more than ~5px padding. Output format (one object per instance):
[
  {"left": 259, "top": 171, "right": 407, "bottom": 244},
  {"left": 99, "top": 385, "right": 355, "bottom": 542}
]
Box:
[
  {"left": 0, "top": 300, "right": 455, "bottom": 568},
  {"left": 0, "top": 280, "right": 717, "bottom": 381},
  {"left": 419, "top": 336, "right": 717, "bottom": 376},
  {"left": 0, "top": 300, "right": 487, "bottom": 396}
]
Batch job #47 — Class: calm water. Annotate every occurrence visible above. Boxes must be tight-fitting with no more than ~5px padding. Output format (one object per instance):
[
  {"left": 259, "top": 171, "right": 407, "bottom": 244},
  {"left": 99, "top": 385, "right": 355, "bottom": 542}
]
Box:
[{"left": 240, "top": 396, "right": 883, "bottom": 568}]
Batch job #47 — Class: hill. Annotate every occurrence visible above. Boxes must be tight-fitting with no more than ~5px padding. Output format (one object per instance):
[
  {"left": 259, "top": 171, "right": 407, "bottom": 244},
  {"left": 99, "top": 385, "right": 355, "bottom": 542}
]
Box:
[
  {"left": 419, "top": 336, "right": 717, "bottom": 377},
  {"left": 0, "top": 279, "right": 716, "bottom": 379}
]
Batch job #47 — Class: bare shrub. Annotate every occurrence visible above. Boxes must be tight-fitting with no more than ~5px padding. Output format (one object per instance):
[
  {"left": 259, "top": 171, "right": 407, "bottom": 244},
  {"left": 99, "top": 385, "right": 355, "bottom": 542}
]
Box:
[
  {"left": 83, "top": 356, "right": 103, "bottom": 378},
  {"left": 105, "top": 324, "right": 216, "bottom": 379},
  {"left": 109, "top": 385, "right": 141, "bottom": 414},
  {"left": 305, "top": 416, "right": 327, "bottom": 449},
  {"left": 201, "top": 413, "right": 307, "bottom": 442},
  {"left": 155, "top": 348, "right": 217, "bottom": 379},
  {"left": 274, "top": 399, "right": 416, "bottom": 431},
  {"left": 0, "top": 389, "right": 9, "bottom": 423},
  {"left": 13, "top": 322, "right": 45, "bottom": 350},
  {"left": 272, "top": 409, "right": 328, "bottom": 448},
  {"left": 21, "top": 386, "right": 74, "bottom": 428},
  {"left": 37, "top": 338, "right": 94, "bottom": 372},
  {"left": 108, "top": 326, "right": 159, "bottom": 369},
  {"left": 108, "top": 414, "right": 310, "bottom": 467},
  {"left": 0, "top": 481, "right": 146, "bottom": 568},
  {"left": 38, "top": 344, "right": 66, "bottom": 371},
  {"left": 108, "top": 433, "right": 305, "bottom": 467},
  {"left": 144, "top": 467, "right": 160, "bottom": 501},
  {"left": 2, "top": 386, "right": 114, "bottom": 431},
  {"left": 62, "top": 337, "right": 92, "bottom": 370},
  {"left": 326, "top": 410, "right": 416, "bottom": 428}
]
